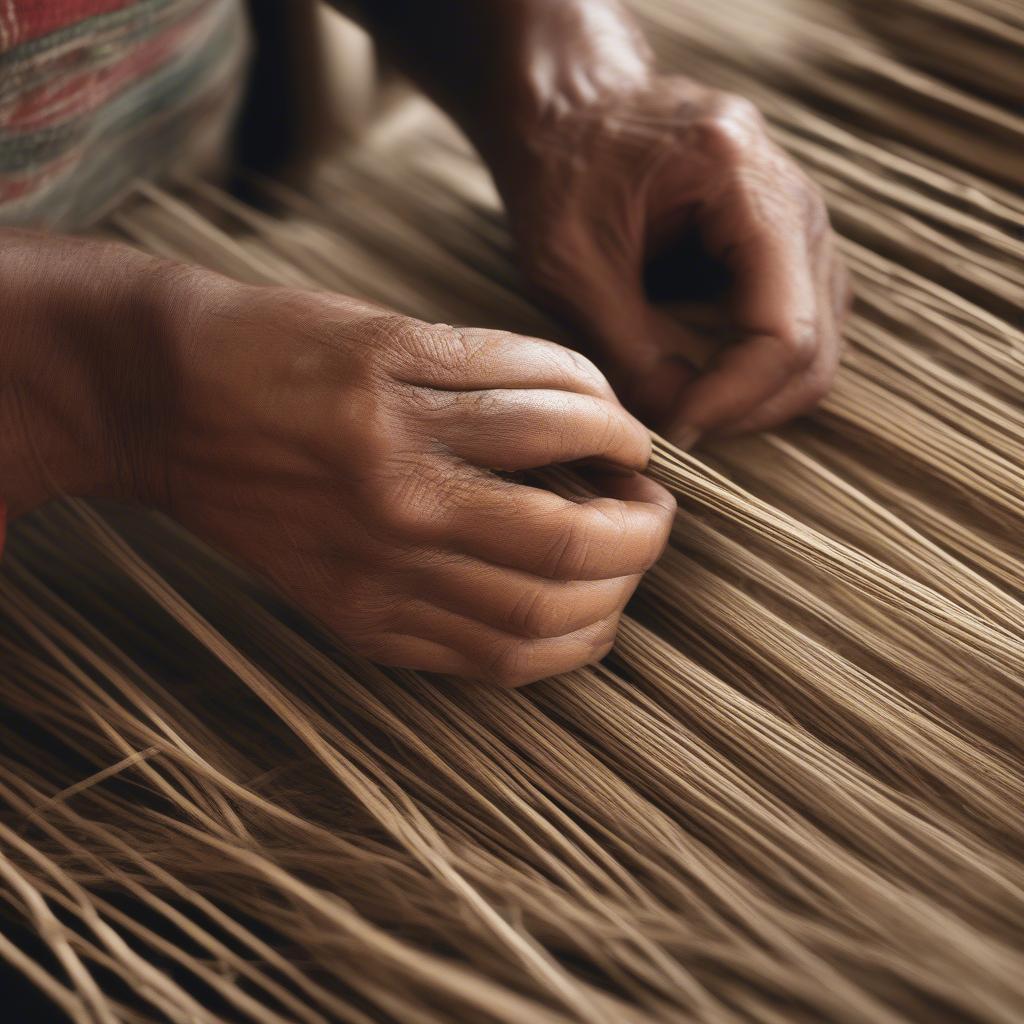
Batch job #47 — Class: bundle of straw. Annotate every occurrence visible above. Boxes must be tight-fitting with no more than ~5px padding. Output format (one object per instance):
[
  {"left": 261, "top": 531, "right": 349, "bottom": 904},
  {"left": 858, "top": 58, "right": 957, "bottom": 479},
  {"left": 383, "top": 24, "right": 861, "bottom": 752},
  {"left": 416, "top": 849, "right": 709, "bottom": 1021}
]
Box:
[{"left": 1, "top": 1, "right": 1021, "bottom": 1021}]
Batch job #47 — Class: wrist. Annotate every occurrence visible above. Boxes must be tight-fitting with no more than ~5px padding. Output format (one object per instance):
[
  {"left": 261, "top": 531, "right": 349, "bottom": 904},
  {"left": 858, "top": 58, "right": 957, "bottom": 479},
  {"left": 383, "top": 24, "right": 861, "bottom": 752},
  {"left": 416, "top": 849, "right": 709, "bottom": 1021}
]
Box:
[
  {"left": 356, "top": 0, "right": 653, "bottom": 168},
  {"left": 467, "top": 1, "right": 657, "bottom": 200},
  {"left": 489, "top": 2, "right": 653, "bottom": 154},
  {"left": 0, "top": 234, "right": 217, "bottom": 517},
  {"left": 0, "top": 234, "right": 116, "bottom": 516}
]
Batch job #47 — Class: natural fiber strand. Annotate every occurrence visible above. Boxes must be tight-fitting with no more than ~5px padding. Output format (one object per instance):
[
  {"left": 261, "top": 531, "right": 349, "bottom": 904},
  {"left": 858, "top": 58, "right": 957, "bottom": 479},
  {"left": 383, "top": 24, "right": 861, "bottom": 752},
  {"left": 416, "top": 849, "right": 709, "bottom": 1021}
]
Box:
[{"left": 1, "top": 0, "right": 1022, "bottom": 1021}]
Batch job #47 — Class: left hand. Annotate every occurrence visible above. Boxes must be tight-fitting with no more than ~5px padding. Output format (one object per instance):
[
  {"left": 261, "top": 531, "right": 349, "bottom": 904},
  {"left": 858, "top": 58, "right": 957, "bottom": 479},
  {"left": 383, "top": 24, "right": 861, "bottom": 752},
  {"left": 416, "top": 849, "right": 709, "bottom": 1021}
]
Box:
[{"left": 495, "top": 76, "right": 850, "bottom": 446}]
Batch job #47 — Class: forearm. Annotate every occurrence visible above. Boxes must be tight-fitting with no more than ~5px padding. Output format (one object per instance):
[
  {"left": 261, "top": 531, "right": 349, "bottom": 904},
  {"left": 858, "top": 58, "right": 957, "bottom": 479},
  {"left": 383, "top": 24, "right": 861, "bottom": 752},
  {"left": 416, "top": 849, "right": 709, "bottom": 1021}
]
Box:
[
  {"left": 333, "top": 0, "right": 654, "bottom": 165},
  {"left": 0, "top": 232, "right": 192, "bottom": 518}
]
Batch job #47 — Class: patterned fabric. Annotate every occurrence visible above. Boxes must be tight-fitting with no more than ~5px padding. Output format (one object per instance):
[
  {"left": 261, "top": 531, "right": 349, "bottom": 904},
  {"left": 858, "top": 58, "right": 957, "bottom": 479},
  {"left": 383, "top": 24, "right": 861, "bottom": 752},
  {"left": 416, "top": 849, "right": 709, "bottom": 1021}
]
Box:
[{"left": 0, "top": 0, "right": 250, "bottom": 229}]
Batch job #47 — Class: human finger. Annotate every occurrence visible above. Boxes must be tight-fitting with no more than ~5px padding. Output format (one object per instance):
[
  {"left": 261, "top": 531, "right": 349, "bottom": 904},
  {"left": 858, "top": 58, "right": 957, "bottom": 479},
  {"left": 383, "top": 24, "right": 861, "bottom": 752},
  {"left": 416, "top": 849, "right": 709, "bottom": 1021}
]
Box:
[
  {"left": 662, "top": 164, "right": 836, "bottom": 439},
  {"left": 349, "top": 633, "right": 478, "bottom": 677},
  {"left": 574, "top": 468, "right": 677, "bottom": 514},
  {"left": 712, "top": 324, "right": 839, "bottom": 435},
  {"left": 443, "top": 477, "right": 674, "bottom": 580},
  {"left": 667, "top": 223, "right": 821, "bottom": 439},
  {"left": 418, "top": 555, "right": 642, "bottom": 639},
  {"left": 712, "top": 246, "right": 846, "bottom": 435},
  {"left": 388, "top": 321, "right": 616, "bottom": 400},
  {"left": 388, "top": 600, "right": 622, "bottom": 687},
  {"left": 423, "top": 388, "right": 651, "bottom": 471}
]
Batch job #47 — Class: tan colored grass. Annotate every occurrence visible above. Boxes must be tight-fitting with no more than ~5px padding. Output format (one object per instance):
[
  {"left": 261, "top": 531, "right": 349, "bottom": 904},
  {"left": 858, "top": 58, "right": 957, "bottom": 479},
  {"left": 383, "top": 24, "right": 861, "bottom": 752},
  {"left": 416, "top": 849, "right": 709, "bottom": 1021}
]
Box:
[{"left": 1, "top": 1, "right": 1022, "bottom": 1020}]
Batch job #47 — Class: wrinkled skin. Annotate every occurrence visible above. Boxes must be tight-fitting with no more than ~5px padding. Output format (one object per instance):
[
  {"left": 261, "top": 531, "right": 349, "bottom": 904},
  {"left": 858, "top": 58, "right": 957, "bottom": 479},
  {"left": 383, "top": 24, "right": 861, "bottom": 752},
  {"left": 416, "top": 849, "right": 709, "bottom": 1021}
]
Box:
[
  {"left": 156, "top": 280, "right": 677, "bottom": 687},
  {"left": 348, "top": 0, "right": 850, "bottom": 447},
  {"left": 1, "top": 0, "right": 850, "bottom": 687},
  {"left": 0, "top": 241, "right": 674, "bottom": 686},
  {"left": 496, "top": 76, "right": 851, "bottom": 444}
]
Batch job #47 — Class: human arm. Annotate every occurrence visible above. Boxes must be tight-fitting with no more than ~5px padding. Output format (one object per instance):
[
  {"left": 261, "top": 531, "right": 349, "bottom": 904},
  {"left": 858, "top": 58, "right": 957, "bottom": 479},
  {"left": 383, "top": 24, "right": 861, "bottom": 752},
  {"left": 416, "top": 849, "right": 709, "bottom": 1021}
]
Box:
[
  {"left": 334, "top": 0, "right": 849, "bottom": 443},
  {"left": 0, "top": 230, "right": 674, "bottom": 685}
]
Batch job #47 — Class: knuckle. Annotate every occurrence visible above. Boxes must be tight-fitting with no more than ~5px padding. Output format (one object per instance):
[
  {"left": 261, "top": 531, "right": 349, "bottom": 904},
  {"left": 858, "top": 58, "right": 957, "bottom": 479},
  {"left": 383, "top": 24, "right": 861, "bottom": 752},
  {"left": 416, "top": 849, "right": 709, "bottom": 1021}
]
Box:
[
  {"left": 808, "top": 187, "right": 830, "bottom": 223},
  {"left": 331, "top": 582, "right": 399, "bottom": 640},
  {"left": 770, "top": 164, "right": 830, "bottom": 238},
  {"left": 333, "top": 387, "right": 393, "bottom": 462},
  {"left": 374, "top": 463, "right": 448, "bottom": 540},
  {"left": 463, "top": 388, "right": 506, "bottom": 420},
  {"left": 377, "top": 500, "right": 435, "bottom": 542},
  {"left": 487, "top": 640, "right": 535, "bottom": 688},
  {"left": 370, "top": 315, "right": 466, "bottom": 371},
  {"left": 700, "top": 120, "right": 747, "bottom": 163},
  {"left": 587, "top": 639, "right": 616, "bottom": 668},
  {"left": 510, "top": 585, "right": 572, "bottom": 639},
  {"left": 414, "top": 385, "right": 504, "bottom": 425},
  {"left": 720, "top": 93, "right": 762, "bottom": 126},
  {"left": 541, "top": 513, "right": 593, "bottom": 580},
  {"left": 778, "top": 321, "right": 818, "bottom": 369},
  {"left": 594, "top": 404, "right": 629, "bottom": 457},
  {"left": 699, "top": 94, "right": 763, "bottom": 159},
  {"left": 561, "top": 346, "right": 612, "bottom": 395},
  {"left": 360, "top": 314, "right": 424, "bottom": 353},
  {"left": 592, "top": 497, "right": 634, "bottom": 542}
]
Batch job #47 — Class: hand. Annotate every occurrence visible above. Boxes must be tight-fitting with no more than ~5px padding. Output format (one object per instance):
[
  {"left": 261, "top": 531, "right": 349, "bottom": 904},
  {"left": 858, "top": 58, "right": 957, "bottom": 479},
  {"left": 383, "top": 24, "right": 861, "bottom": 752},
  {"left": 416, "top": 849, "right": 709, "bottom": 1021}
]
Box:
[
  {"left": 497, "top": 76, "right": 850, "bottom": 444},
  {"left": 158, "top": 281, "right": 675, "bottom": 686}
]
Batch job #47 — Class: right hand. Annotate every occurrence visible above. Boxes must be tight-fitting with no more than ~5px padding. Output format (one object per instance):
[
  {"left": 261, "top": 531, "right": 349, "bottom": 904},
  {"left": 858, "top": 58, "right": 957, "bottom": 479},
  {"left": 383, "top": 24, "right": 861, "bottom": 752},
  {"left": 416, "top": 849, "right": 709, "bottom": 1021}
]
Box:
[{"left": 158, "top": 279, "right": 676, "bottom": 686}]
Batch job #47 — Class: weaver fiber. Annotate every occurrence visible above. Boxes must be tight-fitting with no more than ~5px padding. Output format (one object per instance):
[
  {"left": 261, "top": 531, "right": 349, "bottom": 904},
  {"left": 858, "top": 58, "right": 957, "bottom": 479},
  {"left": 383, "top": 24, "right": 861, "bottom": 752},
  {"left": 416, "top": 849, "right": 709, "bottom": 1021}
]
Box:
[{"left": 1, "top": 0, "right": 1022, "bottom": 1021}]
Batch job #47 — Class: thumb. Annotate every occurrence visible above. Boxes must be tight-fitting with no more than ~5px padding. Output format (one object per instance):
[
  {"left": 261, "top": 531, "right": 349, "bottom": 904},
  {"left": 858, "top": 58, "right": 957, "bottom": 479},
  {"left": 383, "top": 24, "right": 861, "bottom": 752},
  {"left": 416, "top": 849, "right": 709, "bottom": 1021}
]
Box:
[
  {"left": 542, "top": 262, "right": 706, "bottom": 434},
  {"left": 619, "top": 305, "right": 704, "bottom": 434}
]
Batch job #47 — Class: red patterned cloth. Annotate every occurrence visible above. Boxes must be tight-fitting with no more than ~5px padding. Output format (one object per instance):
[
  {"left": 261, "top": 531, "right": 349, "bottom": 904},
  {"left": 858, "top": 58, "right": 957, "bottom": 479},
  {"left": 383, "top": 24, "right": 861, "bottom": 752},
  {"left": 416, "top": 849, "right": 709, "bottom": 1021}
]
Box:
[
  {"left": 0, "top": 0, "right": 248, "bottom": 228},
  {"left": 3, "top": 2, "right": 138, "bottom": 45}
]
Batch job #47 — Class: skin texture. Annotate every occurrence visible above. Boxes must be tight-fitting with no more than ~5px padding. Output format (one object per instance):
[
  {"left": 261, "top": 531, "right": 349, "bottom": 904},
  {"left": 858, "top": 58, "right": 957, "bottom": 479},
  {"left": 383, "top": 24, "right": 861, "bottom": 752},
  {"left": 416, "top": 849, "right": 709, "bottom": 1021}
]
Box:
[
  {"left": 0, "top": 0, "right": 848, "bottom": 684},
  {"left": 496, "top": 80, "right": 850, "bottom": 442},
  {"left": 342, "top": 0, "right": 850, "bottom": 444},
  {"left": 0, "top": 236, "right": 674, "bottom": 686}
]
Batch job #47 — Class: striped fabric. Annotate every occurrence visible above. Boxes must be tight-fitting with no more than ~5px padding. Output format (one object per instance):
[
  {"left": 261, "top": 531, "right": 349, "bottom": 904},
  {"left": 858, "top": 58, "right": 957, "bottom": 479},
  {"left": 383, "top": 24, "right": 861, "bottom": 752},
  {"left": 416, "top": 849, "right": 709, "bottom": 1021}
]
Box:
[{"left": 0, "top": 0, "right": 250, "bottom": 229}]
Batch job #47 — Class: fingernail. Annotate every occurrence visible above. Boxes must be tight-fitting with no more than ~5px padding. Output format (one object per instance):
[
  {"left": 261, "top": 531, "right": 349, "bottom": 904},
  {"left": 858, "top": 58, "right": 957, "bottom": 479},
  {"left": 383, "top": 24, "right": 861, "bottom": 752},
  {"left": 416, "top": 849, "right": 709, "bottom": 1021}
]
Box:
[{"left": 669, "top": 426, "right": 701, "bottom": 451}]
